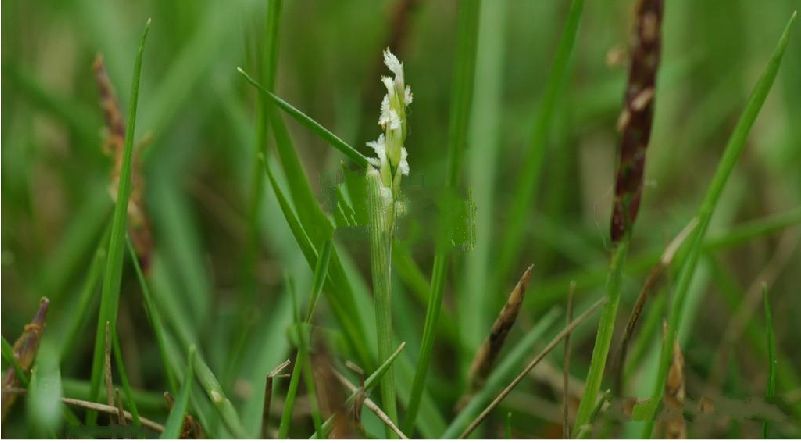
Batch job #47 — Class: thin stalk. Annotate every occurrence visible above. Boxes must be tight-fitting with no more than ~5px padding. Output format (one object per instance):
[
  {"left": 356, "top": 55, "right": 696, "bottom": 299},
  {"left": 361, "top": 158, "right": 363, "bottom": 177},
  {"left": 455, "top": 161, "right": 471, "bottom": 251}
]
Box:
[
  {"left": 638, "top": 13, "right": 796, "bottom": 436},
  {"left": 573, "top": 238, "right": 629, "bottom": 434},
  {"left": 403, "top": 0, "right": 481, "bottom": 433},
  {"left": 278, "top": 240, "right": 332, "bottom": 438},
  {"left": 368, "top": 177, "right": 399, "bottom": 437},
  {"left": 87, "top": 19, "right": 150, "bottom": 423}
]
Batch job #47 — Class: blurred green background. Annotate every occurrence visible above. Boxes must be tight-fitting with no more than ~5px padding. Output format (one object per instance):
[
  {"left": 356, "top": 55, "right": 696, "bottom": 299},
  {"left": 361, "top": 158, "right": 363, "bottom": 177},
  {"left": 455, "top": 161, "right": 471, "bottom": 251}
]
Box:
[{"left": 2, "top": 0, "right": 800, "bottom": 438}]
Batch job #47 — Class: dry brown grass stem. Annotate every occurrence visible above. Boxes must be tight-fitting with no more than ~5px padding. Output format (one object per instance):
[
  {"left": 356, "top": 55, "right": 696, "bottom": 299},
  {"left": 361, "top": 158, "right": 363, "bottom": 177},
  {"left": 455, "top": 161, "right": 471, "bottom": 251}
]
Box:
[{"left": 332, "top": 369, "right": 407, "bottom": 439}]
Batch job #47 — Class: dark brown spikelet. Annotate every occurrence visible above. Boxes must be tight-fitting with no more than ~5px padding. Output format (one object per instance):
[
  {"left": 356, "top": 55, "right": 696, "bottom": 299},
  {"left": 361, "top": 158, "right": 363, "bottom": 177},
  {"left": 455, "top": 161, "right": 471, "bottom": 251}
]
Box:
[
  {"left": 610, "top": 0, "right": 664, "bottom": 242},
  {"left": 93, "top": 54, "right": 154, "bottom": 272},
  {"left": 2, "top": 298, "right": 50, "bottom": 420}
]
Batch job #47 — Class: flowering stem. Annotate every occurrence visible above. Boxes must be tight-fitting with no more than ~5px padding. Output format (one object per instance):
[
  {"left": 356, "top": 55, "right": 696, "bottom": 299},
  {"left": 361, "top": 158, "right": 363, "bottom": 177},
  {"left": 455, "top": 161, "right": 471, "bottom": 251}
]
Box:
[{"left": 368, "top": 174, "right": 399, "bottom": 437}]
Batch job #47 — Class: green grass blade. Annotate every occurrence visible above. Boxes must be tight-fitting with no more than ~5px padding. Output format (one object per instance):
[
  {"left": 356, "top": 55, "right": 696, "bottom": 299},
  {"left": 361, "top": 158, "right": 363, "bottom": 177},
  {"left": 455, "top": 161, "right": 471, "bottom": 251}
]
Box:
[
  {"left": 27, "top": 340, "right": 63, "bottom": 436},
  {"left": 278, "top": 240, "right": 331, "bottom": 438},
  {"left": 572, "top": 239, "right": 629, "bottom": 433},
  {"left": 494, "top": 0, "right": 585, "bottom": 295},
  {"left": 441, "top": 308, "right": 560, "bottom": 438},
  {"left": 238, "top": 67, "right": 369, "bottom": 168},
  {"left": 277, "top": 345, "right": 305, "bottom": 438},
  {"left": 462, "top": 0, "right": 508, "bottom": 363},
  {"left": 2, "top": 336, "right": 29, "bottom": 386},
  {"left": 87, "top": 18, "right": 150, "bottom": 424},
  {"left": 306, "top": 239, "right": 333, "bottom": 321},
  {"left": 127, "top": 238, "right": 178, "bottom": 392},
  {"left": 260, "top": 133, "right": 370, "bottom": 365},
  {"left": 404, "top": 0, "right": 481, "bottom": 434},
  {"left": 762, "top": 286, "right": 777, "bottom": 438},
  {"left": 638, "top": 12, "right": 796, "bottom": 436},
  {"left": 161, "top": 346, "right": 196, "bottom": 439},
  {"left": 192, "top": 350, "right": 248, "bottom": 438}
]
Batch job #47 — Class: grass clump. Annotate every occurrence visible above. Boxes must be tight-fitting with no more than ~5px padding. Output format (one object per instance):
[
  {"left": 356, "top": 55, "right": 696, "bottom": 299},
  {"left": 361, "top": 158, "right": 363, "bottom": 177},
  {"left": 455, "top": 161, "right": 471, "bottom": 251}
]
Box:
[{"left": 2, "top": 1, "right": 800, "bottom": 440}]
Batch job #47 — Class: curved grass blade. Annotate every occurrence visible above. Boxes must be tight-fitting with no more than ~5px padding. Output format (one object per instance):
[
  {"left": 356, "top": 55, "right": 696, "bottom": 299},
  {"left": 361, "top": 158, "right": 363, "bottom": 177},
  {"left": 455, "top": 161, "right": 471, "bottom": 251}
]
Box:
[
  {"left": 87, "top": 18, "right": 151, "bottom": 423},
  {"left": 238, "top": 67, "right": 368, "bottom": 168},
  {"left": 638, "top": 12, "right": 797, "bottom": 437},
  {"left": 161, "top": 346, "right": 196, "bottom": 439}
]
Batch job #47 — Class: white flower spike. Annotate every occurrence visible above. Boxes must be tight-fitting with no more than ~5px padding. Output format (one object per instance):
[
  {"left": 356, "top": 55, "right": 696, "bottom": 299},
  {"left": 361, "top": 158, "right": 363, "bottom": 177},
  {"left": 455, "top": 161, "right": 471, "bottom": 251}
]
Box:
[{"left": 367, "top": 48, "right": 412, "bottom": 225}]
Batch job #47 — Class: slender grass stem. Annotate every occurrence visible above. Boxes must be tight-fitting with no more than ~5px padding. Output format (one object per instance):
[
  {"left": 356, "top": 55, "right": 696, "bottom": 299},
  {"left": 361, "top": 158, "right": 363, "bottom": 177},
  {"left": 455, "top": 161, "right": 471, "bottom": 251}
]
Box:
[
  {"left": 572, "top": 238, "right": 629, "bottom": 435},
  {"left": 87, "top": 18, "right": 150, "bottom": 424},
  {"left": 161, "top": 346, "right": 196, "bottom": 439},
  {"left": 368, "top": 176, "right": 399, "bottom": 437},
  {"left": 638, "top": 13, "right": 796, "bottom": 437}
]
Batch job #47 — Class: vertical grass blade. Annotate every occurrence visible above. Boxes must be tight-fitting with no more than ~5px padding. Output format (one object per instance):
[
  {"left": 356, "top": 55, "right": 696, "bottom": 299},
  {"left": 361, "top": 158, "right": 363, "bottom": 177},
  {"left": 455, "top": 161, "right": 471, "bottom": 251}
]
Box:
[
  {"left": 403, "top": 0, "right": 481, "bottom": 433},
  {"left": 572, "top": 241, "right": 628, "bottom": 434},
  {"left": 462, "top": 0, "right": 508, "bottom": 367},
  {"left": 192, "top": 351, "right": 248, "bottom": 438},
  {"left": 278, "top": 239, "right": 332, "bottom": 438},
  {"left": 493, "top": 0, "right": 585, "bottom": 292},
  {"left": 638, "top": 12, "right": 796, "bottom": 436},
  {"left": 161, "top": 346, "right": 196, "bottom": 439},
  {"left": 575, "top": 0, "right": 664, "bottom": 432},
  {"left": 87, "top": 18, "right": 150, "bottom": 423}
]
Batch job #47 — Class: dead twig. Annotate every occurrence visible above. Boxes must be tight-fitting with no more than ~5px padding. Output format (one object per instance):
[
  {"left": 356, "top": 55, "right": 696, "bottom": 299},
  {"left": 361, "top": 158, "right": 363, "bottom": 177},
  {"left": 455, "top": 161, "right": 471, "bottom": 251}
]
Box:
[
  {"left": 332, "top": 369, "right": 407, "bottom": 439},
  {"left": 4, "top": 387, "right": 163, "bottom": 433},
  {"left": 459, "top": 298, "right": 606, "bottom": 438}
]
